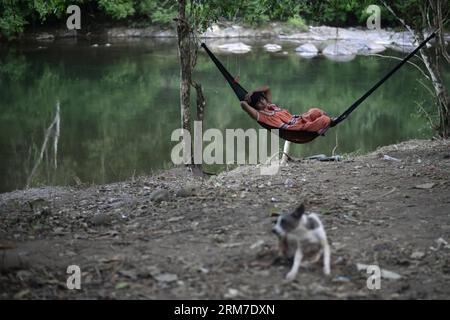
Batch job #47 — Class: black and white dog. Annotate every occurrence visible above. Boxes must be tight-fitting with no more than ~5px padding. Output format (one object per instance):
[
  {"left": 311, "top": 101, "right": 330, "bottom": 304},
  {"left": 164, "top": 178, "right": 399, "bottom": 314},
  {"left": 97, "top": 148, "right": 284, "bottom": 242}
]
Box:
[{"left": 272, "top": 203, "right": 331, "bottom": 281}]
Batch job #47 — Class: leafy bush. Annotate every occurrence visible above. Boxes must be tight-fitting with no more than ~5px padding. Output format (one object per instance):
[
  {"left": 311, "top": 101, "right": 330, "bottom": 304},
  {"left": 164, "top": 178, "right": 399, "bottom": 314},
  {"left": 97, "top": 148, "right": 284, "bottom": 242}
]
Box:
[
  {"left": 287, "top": 15, "right": 307, "bottom": 31},
  {"left": 0, "top": 8, "right": 28, "bottom": 39},
  {"left": 98, "top": 0, "right": 135, "bottom": 20},
  {"left": 136, "top": 0, "right": 175, "bottom": 24},
  {"left": 0, "top": 0, "right": 411, "bottom": 40}
]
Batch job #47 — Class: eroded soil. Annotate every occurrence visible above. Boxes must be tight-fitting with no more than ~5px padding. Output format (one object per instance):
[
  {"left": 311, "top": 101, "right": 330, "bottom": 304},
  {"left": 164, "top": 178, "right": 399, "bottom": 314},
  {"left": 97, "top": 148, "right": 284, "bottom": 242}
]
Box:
[{"left": 1, "top": 139, "right": 449, "bottom": 299}]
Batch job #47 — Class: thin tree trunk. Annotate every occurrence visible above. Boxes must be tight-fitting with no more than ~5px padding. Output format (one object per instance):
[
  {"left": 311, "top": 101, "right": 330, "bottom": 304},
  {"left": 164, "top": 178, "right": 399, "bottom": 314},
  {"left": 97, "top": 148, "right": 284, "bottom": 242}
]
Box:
[
  {"left": 380, "top": 0, "right": 450, "bottom": 137},
  {"left": 417, "top": 39, "right": 450, "bottom": 137},
  {"left": 177, "top": 0, "right": 192, "bottom": 164}
]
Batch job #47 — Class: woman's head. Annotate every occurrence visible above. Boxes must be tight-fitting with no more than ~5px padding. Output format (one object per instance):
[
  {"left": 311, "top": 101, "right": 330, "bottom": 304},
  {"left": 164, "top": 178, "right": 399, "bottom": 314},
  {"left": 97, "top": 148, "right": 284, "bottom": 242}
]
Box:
[{"left": 249, "top": 92, "right": 268, "bottom": 110}]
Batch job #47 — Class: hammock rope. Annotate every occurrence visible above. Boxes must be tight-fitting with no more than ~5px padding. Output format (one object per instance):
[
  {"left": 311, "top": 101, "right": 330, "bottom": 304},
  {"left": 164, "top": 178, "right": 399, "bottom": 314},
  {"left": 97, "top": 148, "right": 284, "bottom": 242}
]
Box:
[{"left": 330, "top": 31, "right": 436, "bottom": 127}]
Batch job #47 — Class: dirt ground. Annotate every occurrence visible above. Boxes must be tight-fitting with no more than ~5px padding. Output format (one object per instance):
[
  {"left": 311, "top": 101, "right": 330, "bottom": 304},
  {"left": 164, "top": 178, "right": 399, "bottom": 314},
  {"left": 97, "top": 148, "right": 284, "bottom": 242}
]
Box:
[{"left": 1, "top": 139, "right": 449, "bottom": 299}]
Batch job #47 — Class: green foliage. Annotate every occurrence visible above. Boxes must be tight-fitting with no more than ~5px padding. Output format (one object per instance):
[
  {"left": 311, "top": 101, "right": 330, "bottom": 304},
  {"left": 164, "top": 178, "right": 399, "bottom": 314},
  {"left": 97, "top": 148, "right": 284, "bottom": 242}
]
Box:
[
  {"left": 240, "top": 0, "right": 271, "bottom": 25},
  {"left": 381, "top": 0, "right": 425, "bottom": 30},
  {"left": 186, "top": 0, "right": 414, "bottom": 29},
  {"left": 0, "top": 1, "right": 30, "bottom": 39},
  {"left": 150, "top": 8, "right": 177, "bottom": 25},
  {"left": 287, "top": 15, "right": 307, "bottom": 30},
  {"left": 288, "top": 0, "right": 374, "bottom": 26},
  {"left": 0, "top": 7, "right": 28, "bottom": 39},
  {"left": 33, "top": 0, "right": 67, "bottom": 20},
  {"left": 0, "top": 0, "right": 180, "bottom": 38},
  {"left": 98, "top": 0, "right": 135, "bottom": 20},
  {"left": 0, "top": 0, "right": 81, "bottom": 39},
  {"left": 0, "top": 0, "right": 428, "bottom": 40},
  {"left": 137, "top": 0, "right": 176, "bottom": 24}
]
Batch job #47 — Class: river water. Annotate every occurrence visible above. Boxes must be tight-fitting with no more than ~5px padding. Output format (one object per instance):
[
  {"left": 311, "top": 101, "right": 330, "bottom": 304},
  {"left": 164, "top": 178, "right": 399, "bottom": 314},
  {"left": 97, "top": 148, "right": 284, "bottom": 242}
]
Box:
[{"left": 0, "top": 38, "right": 447, "bottom": 192}]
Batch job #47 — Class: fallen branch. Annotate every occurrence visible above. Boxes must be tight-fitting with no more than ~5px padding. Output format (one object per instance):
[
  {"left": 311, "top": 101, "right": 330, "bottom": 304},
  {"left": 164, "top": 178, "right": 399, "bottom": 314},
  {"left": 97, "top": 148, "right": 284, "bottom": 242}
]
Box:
[
  {"left": 374, "top": 187, "right": 397, "bottom": 200},
  {"left": 53, "top": 101, "right": 60, "bottom": 169},
  {"left": 414, "top": 100, "right": 436, "bottom": 130},
  {"left": 26, "top": 102, "right": 61, "bottom": 188}
]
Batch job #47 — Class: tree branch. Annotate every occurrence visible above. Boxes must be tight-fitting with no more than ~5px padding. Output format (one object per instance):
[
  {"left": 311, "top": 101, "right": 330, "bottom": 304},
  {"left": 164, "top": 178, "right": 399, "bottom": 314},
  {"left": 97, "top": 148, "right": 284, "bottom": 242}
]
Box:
[
  {"left": 26, "top": 102, "right": 60, "bottom": 188},
  {"left": 379, "top": 0, "right": 416, "bottom": 36},
  {"left": 368, "top": 53, "right": 430, "bottom": 80}
]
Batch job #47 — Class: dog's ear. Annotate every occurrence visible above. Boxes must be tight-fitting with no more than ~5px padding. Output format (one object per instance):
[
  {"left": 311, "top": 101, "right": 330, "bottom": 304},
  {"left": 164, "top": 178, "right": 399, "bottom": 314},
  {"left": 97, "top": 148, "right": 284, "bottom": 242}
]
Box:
[{"left": 292, "top": 203, "right": 305, "bottom": 219}]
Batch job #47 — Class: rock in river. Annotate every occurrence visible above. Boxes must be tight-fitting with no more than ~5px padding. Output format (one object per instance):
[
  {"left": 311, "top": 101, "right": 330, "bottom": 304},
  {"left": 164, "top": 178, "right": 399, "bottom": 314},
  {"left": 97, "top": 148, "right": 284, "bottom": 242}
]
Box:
[
  {"left": 217, "top": 42, "right": 251, "bottom": 54},
  {"left": 295, "top": 43, "right": 319, "bottom": 57},
  {"left": 263, "top": 44, "right": 282, "bottom": 52}
]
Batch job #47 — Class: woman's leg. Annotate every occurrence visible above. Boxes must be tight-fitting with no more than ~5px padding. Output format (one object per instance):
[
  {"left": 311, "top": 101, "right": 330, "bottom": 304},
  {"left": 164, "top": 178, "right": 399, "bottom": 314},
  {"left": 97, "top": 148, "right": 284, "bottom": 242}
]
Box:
[{"left": 290, "top": 108, "right": 331, "bottom": 132}]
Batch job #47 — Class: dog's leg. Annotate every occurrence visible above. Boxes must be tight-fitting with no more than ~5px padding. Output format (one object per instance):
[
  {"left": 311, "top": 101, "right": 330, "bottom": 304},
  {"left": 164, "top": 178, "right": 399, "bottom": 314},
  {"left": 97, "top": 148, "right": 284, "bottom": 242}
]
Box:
[
  {"left": 322, "top": 239, "right": 331, "bottom": 275},
  {"left": 285, "top": 247, "right": 303, "bottom": 281}
]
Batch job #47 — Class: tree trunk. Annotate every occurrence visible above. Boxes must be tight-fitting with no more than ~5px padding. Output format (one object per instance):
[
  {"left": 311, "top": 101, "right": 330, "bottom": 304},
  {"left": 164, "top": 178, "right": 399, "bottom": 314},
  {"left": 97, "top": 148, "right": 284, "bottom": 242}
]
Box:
[
  {"left": 192, "top": 77, "right": 206, "bottom": 173},
  {"left": 415, "top": 0, "right": 450, "bottom": 138},
  {"left": 176, "top": 0, "right": 208, "bottom": 170},
  {"left": 177, "top": 0, "right": 192, "bottom": 164},
  {"left": 380, "top": 0, "right": 450, "bottom": 138},
  {"left": 192, "top": 80, "right": 206, "bottom": 121},
  {"left": 417, "top": 40, "right": 450, "bottom": 137}
]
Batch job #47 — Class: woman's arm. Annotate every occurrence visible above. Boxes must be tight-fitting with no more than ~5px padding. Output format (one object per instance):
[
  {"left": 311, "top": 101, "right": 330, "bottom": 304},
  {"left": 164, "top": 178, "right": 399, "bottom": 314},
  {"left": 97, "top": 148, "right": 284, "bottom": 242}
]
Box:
[
  {"left": 240, "top": 101, "right": 259, "bottom": 120},
  {"left": 245, "top": 85, "right": 272, "bottom": 103}
]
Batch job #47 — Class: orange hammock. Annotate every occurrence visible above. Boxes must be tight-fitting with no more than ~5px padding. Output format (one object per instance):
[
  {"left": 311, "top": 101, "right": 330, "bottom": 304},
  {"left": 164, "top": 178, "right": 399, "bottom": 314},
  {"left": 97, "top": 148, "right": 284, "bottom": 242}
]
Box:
[{"left": 257, "top": 106, "right": 331, "bottom": 144}]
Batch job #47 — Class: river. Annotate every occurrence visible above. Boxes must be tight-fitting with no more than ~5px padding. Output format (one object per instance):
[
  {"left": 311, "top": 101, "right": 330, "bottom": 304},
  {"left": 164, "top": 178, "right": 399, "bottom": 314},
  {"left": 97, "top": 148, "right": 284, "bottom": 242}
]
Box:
[{"left": 0, "top": 37, "right": 447, "bottom": 192}]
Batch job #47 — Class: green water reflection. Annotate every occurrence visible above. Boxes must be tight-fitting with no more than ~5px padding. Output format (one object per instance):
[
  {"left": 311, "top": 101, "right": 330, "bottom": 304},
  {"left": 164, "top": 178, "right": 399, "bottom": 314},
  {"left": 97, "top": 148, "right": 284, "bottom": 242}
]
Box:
[{"left": 0, "top": 38, "right": 446, "bottom": 192}]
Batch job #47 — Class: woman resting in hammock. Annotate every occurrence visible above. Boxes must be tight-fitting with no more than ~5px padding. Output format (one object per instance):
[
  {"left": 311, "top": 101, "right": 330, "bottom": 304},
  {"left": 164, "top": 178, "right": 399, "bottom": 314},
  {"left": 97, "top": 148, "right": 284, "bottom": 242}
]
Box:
[{"left": 239, "top": 86, "right": 332, "bottom": 135}]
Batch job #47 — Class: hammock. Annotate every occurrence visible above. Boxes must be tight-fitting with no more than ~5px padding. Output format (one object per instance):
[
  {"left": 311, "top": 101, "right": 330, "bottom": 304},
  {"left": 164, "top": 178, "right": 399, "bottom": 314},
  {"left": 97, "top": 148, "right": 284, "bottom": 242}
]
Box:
[{"left": 201, "top": 31, "right": 436, "bottom": 144}]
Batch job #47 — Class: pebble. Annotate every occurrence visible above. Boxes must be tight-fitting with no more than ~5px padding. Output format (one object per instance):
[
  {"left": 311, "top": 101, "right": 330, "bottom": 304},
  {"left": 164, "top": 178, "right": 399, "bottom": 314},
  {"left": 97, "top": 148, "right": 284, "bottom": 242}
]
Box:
[
  {"left": 381, "top": 269, "right": 402, "bottom": 280},
  {"left": 284, "top": 178, "right": 295, "bottom": 188},
  {"left": 150, "top": 188, "right": 170, "bottom": 202},
  {"left": 414, "top": 183, "right": 435, "bottom": 190},
  {"left": 224, "top": 288, "right": 240, "bottom": 299},
  {"left": 198, "top": 267, "right": 209, "bottom": 274},
  {"left": 356, "top": 263, "right": 402, "bottom": 280},
  {"left": 410, "top": 251, "right": 426, "bottom": 260},
  {"left": 434, "top": 237, "right": 449, "bottom": 250},
  {"left": 332, "top": 276, "right": 351, "bottom": 283},
  {"left": 249, "top": 240, "right": 265, "bottom": 250},
  {"left": 154, "top": 273, "right": 178, "bottom": 283},
  {"left": 175, "top": 185, "right": 195, "bottom": 197},
  {"left": 91, "top": 213, "right": 111, "bottom": 226},
  {"left": 0, "top": 251, "right": 25, "bottom": 271},
  {"left": 382, "top": 154, "right": 401, "bottom": 162}
]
